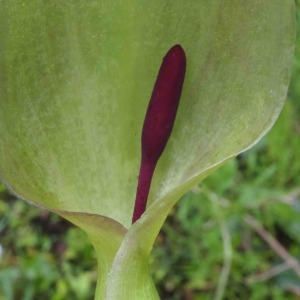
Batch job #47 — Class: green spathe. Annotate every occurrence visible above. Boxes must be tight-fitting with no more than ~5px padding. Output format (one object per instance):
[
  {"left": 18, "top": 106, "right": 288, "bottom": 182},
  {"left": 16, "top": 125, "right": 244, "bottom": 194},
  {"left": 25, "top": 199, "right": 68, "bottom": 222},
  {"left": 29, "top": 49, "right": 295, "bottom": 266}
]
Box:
[{"left": 0, "top": 1, "right": 295, "bottom": 299}]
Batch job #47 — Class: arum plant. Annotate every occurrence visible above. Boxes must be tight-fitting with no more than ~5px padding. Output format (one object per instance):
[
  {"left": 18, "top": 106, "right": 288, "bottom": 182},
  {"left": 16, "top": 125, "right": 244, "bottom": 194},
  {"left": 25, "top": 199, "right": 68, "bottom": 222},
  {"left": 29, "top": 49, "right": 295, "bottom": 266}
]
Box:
[{"left": 0, "top": 1, "right": 295, "bottom": 299}]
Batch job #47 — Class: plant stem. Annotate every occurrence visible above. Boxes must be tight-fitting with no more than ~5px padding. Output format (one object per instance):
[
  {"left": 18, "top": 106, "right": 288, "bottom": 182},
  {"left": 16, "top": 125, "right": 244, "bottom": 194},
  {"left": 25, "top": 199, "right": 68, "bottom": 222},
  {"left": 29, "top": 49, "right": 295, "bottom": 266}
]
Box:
[
  {"left": 206, "top": 192, "right": 232, "bottom": 300},
  {"left": 214, "top": 217, "right": 232, "bottom": 300}
]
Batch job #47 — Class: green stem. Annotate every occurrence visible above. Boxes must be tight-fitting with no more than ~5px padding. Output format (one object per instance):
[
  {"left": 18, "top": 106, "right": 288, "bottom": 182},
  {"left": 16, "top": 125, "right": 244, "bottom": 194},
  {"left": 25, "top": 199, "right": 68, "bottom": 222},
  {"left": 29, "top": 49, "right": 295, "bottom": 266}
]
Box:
[
  {"left": 57, "top": 212, "right": 127, "bottom": 300},
  {"left": 214, "top": 217, "right": 232, "bottom": 300},
  {"left": 104, "top": 231, "right": 159, "bottom": 299},
  {"left": 204, "top": 191, "right": 232, "bottom": 300},
  {"left": 94, "top": 253, "right": 114, "bottom": 300}
]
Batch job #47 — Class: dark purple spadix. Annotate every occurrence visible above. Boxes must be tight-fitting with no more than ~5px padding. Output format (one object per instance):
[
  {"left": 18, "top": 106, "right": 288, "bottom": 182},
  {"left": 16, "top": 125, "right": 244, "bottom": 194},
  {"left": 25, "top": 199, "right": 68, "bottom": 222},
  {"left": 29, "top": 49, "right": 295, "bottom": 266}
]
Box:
[{"left": 132, "top": 44, "right": 186, "bottom": 224}]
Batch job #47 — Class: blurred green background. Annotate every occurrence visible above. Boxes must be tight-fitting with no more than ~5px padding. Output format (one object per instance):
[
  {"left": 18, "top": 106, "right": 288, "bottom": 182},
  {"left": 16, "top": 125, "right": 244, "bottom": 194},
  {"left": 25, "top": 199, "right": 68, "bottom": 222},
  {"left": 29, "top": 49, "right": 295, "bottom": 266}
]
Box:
[{"left": 1, "top": 3, "right": 300, "bottom": 300}]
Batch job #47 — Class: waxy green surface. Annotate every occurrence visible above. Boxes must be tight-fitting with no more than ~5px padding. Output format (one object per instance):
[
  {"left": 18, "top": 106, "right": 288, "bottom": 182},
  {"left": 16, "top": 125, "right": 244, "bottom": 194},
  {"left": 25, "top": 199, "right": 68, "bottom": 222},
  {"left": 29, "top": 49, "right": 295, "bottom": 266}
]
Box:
[{"left": 0, "top": 1, "right": 295, "bottom": 299}]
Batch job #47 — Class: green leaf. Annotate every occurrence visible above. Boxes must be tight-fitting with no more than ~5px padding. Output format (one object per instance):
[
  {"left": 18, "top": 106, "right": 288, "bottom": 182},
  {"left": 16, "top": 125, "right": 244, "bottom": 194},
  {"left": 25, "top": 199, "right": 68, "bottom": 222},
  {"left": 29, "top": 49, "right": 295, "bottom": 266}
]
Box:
[{"left": 0, "top": 1, "right": 295, "bottom": 299}]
